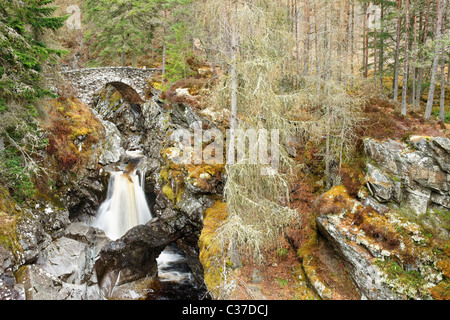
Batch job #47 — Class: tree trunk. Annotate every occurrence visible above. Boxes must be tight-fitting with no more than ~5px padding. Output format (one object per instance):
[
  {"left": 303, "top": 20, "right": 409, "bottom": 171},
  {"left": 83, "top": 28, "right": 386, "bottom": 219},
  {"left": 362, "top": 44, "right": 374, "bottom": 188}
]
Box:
[
  {"left": 411, "top": 15, "right": 417, "bottom": 105},
  {"left": 314, "top": 1, "right": 319, "bottom": 80},
  {"left": 425, "top": 0, "right": 444, "bottom": 119},
  {"left": 439, "top": 11, "right": 446, "bottom": 122},
  {"left": 415, "top": 0, "right": 431, "bottom": 109},
  {"left": 440, "top": 55, "right": 446, "bottom": 121},
  {"left": 374, "top": 27, "right": 378, "bottom": 89},
  {"left": 227, "top": 0, "right": 240, "bottom": 267},
  {"left": 229, "top": 12, "right": 238, "bottom": 158},
  {"left": 379, "top": 3, "right": 384, "bottom": 92},
  {"left": 363, "top": 2, "right": 369, "bottom": 78},
  {"left": 121, "top": 51, "right": 126, "bottom": 67},
  {"left": 393, "top": 0, "right": 402, "bottom": 102},
  {"left": 204, "top": 0, "right": 217, "bottom": 78},
  {"left": 325, "top": 110, "right": 331, "bottom": 189},
  {"left": 162, "top": 39, "right": 166, "bottom": 74},
  {"left": 401, "top": 0, "right": 410, "bottom": 116},
  {"left": 351, "top": 0, "right": 355, "bottom": 88},
  {"left": 295, "top": 2, "right": 300, "bottom": 77},
  {"left": 303, "top": 0, "right": 310, "bottom": 77},
  {"left": 162, "top": 10, "right": 167, "bottom": 75},
  {"left": 362, "top": 2, "right": 367, "bottom": 78},
  {"left": 345, "top": 0, "right": 351, "bottom": 86}
]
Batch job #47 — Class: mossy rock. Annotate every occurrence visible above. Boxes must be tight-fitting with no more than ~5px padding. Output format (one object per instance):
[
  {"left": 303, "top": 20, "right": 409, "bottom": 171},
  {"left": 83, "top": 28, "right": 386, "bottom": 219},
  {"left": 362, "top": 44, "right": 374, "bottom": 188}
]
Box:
[
  {"left": 162, "top": 184, "right": 175, "bottom": 203},
  {"left": 198, "top": 201, "right": 228, "bottom": 297},
  {"left": 0, "top": 187, "right": 22, "bottom": 261}
]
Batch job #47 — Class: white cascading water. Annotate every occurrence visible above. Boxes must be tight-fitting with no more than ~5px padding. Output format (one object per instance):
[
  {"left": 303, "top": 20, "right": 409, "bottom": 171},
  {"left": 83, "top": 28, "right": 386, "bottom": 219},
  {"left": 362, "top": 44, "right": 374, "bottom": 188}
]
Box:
[
  {"left": 93, "top": 151, "right": 201, "bottom": 298},
  {"left": 93, "top": 153, "right": 152, "bottom": 240}
]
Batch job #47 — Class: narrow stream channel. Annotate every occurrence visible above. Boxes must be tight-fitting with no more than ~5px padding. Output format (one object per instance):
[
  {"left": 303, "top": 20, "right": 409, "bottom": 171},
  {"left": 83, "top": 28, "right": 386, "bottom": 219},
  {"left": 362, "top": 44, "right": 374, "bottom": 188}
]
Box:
[{"left": 147, "top": 244, "right": 210, "bottom": 300}]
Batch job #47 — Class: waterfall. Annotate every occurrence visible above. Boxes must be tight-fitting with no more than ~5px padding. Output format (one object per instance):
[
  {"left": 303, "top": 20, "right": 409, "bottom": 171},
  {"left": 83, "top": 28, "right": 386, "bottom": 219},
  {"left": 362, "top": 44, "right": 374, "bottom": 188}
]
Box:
[{"left": 93, "top": 152, "right": 152, "bottom": 240}]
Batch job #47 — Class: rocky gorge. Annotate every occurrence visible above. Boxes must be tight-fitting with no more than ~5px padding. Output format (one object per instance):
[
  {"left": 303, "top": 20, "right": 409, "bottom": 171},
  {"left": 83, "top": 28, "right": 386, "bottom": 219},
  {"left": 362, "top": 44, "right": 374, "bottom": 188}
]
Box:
[
  {"left": 0, "top": 81, "right": 222, "bottom": 300},
  {"left": 0, "top": 78, "right": 449, "bottom": 300}
]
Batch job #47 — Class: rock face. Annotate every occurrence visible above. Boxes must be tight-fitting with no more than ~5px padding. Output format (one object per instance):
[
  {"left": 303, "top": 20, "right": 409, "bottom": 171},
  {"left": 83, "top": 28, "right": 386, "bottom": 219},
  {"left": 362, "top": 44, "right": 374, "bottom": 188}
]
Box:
[
  {"left": 144, "top": 99, "right": 225, "bottom": 287},
  {"left": 314, "top": 185, "right": 448, "bottom": 300},
  {"left": 310, "top": 136, "right": 450, "bottom": 300},
  {"left": 315, "top": 215, "right": 400, "bottom": 300},
  {"left": 364, "top": 136, "right": 450, "bottom": 216},
  {"left": 17, "top": 222, "right": 108, "bottom": 300}
]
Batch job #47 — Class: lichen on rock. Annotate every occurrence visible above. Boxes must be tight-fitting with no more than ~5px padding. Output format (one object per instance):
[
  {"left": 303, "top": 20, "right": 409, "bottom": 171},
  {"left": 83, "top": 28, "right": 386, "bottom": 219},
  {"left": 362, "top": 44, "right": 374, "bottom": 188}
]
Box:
[{"left": 314, "top": 183, "right": 449, "bottom": 300}]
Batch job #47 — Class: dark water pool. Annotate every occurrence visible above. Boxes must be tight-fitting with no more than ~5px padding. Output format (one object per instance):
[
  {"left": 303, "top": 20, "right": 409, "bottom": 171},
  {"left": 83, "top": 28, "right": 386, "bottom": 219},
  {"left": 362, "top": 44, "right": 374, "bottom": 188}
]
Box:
[{"left": 146, "top": 244, "right": 210, "bottom": 300}]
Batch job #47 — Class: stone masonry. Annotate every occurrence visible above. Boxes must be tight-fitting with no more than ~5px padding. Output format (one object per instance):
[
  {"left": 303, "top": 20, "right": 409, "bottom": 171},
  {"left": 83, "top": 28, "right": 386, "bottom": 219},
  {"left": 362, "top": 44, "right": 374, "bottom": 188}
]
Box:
[{"left": 61, "top": 67, "right": 159, "bottom": 105}]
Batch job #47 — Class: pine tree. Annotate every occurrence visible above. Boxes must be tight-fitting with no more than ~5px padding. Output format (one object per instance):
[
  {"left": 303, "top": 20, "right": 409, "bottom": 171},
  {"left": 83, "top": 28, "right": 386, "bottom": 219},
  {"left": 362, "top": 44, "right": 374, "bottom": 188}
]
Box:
[
  {"left": 0, "top": 0, "right": 68, "bottom": 201},
  {"left": 164, "top": 21, "right": 195, "bottom": 83},
  {"left": 84, "top": 0, "right": 160, "bottom": 67},
  {"left": 160, "top": 0, "right": 196, "bottom": 83}
]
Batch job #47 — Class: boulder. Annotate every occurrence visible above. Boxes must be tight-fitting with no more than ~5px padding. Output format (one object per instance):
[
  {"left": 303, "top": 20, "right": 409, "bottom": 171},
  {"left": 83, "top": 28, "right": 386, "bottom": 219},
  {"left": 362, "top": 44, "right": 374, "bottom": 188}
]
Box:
[
  {"left": 20, "top": 264, "right": 103, "bottom": 300},
  {"left": 36, "top": 237, "right": 89, "bottom": 284},
  {"left": 431, "top": 137, "right": 450, "bottom": 173},
  {"left": 94, "top": 218, "right": 183, "bottom": 290},
  {"left": 366, "top": 163, "right": 400, "bottom": 203},
  {"left": 64, "top": 170, "right": 109, "bottom": 222},
  {"left": 98, "top": 120, "right": 125, "bottom": 165},
  {"left": 19, "top": 222, "right": 108, "bottom": 300},
  {"left": 17, "top": 204, "right": 71, "bottom": 264}
]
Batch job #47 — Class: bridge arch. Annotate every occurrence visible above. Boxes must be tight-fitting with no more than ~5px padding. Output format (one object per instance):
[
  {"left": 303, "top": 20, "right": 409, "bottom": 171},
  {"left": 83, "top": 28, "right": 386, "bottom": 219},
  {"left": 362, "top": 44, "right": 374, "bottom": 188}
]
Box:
[
  {"left": 95, "top": 81, "right": 143, "bottom": 104},
  {"left": 61, "top": 67, "right": 159, "bottom": 106}
]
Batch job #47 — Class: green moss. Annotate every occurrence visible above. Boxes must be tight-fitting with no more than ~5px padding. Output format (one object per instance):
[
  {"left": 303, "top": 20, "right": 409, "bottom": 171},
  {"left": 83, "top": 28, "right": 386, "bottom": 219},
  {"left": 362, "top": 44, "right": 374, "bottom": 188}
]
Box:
[
  {"left": 375, "top": 258, "right": 428, "bottom": 298},
  {"left": 198, "top": 201, "right": 228, "bottom": 297},
  {"left": 110, "top": 91, "right": 123, "bottom": 111},
  {"left": 0, "top": 211, "right": 22, "bottom": 259},
  {"left": 160, "top": 168, "right": 169, "bottom": 183},
  {"left": 162, "top": 184, "right": 175, "bottom": 203}
]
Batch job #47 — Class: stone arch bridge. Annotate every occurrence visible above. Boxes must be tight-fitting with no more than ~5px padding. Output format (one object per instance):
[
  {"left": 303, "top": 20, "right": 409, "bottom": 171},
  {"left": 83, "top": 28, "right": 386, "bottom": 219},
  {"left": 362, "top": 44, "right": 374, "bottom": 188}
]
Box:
[{"left": 61, "top": 67, "right": 160, "bottom": 105}]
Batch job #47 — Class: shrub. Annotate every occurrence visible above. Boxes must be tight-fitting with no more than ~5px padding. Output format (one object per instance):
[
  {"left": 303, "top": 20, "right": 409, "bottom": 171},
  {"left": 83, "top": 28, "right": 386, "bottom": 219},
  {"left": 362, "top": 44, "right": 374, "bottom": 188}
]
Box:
[
  {"left": 0, "top": 148, "right": 36, "bottom": 203},
  {"left": 276, "top": 247, "right": 289, "bottom": 260},
  {"left": 360, "top": 221, "right": 399, "bottom": 250},
  {"left": 338, "top": 165, "right": 364, "bottom": 197}
]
